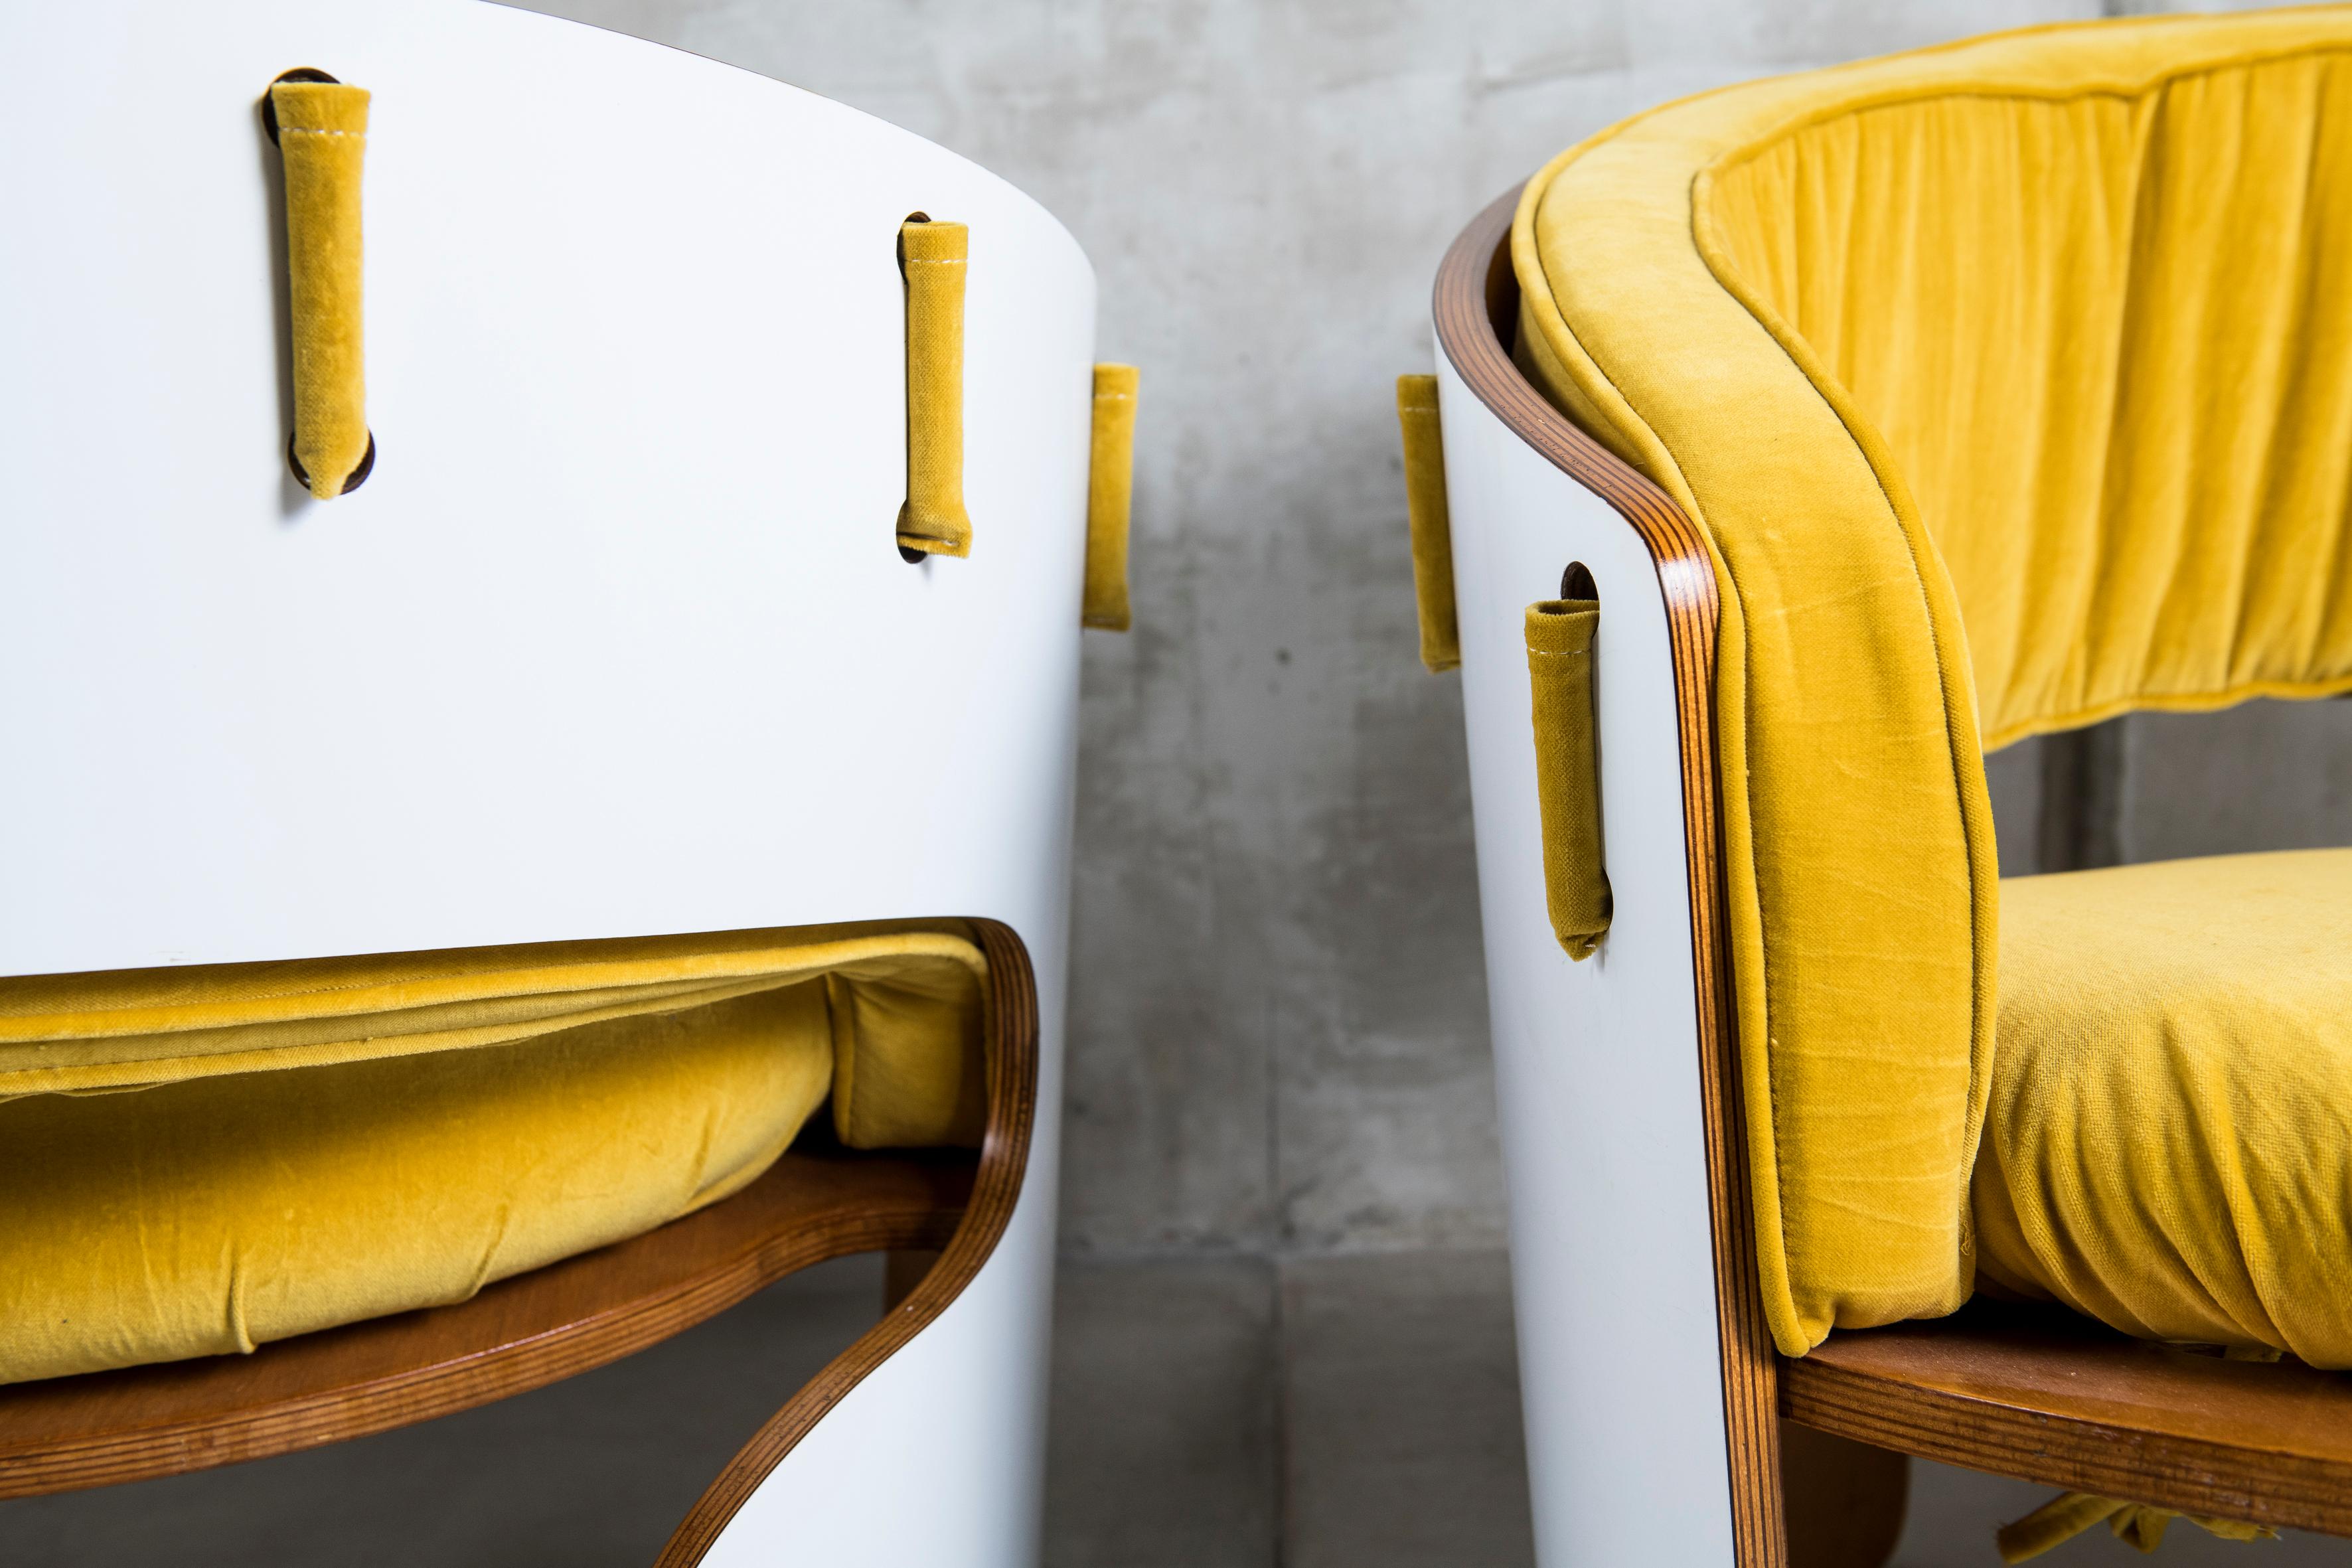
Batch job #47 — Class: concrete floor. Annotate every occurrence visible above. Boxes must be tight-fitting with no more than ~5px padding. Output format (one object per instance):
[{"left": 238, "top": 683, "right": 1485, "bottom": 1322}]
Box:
[
  {"left": 9, "top": 1247, "right": 2343, "bottom": 1566},
  {"left": 1043, "top": 1249, "right": 1534, "bottom": 1568}
]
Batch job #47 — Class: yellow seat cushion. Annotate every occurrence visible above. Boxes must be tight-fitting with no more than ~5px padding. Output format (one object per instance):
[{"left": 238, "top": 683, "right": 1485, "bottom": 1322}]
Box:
[
  {"left": 0, "top": 925, "right": 985, "bottom": 1385},
  {"left": 1512, "top": 9, "right": 2352, "bottom": 1354},
  {"left": 1976, "top": 850, "right": 2352, "bottom": 1366}
]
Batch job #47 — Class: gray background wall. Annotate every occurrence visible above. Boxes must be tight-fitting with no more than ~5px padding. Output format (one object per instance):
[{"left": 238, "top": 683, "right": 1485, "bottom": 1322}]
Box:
[{"left": 11, "top": 1, "right": 2351, "bottom": 1564}]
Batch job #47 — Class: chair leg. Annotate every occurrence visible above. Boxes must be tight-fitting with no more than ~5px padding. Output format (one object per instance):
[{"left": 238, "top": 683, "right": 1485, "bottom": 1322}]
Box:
[{"left": 1782, "top": 1421, "right": 1908, "bottom": 1568}]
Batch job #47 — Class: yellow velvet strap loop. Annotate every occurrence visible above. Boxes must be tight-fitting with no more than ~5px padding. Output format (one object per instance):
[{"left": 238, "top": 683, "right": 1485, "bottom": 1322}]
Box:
[
  {"left": 897, "top": 219, "right": 973, "bottom": 558},
  {"left": 1083, "top": 363, "right": 1139, "bottom": 630},
  {"left": 1396, "top": 376, "right": 1459, "bottom": 672},
  {"left": 1526, "top": 599, "right": 1611, "bottom": 959},
  {"left": 270, "top": 78, "right": 372, "bottom": 499},
  {"left": 1996, "top": 1491, "right": 2277, "bottom": 1563}
]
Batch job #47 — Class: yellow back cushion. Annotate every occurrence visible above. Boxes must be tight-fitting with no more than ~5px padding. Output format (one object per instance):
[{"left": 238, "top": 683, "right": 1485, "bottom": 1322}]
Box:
[
  {"left": 1513, "top": 9, "right": 2352, "bottom": 1356},
  {"left": 1703, "top": 44, "right": 2352, "bottom": 743}
]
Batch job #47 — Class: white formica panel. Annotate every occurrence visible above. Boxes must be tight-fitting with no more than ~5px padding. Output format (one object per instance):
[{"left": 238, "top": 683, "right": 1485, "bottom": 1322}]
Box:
[
  {"left": 0, "top": 0, "right": 1093, "bottom": 979},
  {"left": 1436, "top": 349, "right": 1737, "bottom": 1567}
]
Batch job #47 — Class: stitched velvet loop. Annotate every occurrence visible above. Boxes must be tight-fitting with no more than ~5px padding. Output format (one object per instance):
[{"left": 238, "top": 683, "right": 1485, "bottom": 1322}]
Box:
[
  {"left": 1083, "top": 363, "right": 1138, "bottom": 630},
  {"left": 1397, "top": 375, "right": 1459, "bottom": 672},
  {"left": 1525, "top": 599, "right": 1610, "bottom": 959},
  {"left": 897, "top": 219, "right": 973, "bottom": 558},
  {"left": 270, "top": 78, "right": 372, "bottom": 499}
]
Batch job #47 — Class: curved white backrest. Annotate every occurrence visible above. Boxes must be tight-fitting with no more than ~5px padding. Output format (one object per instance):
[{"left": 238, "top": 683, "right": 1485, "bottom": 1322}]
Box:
[
  {"left": 2, "top": 10, "right": 1091, "bottom": 1562},
  {"left": 1435, "top": 349, "right": 1737, "bottom": 1567},
  {"left": 0, "top": 0, "right": 1095, "bottom": 979}
]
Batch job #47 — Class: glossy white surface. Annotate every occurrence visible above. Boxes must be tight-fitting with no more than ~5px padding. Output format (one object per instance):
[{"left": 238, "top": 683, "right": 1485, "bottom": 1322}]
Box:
[
  {"left": 1436, "top": 350, "right": 1735, "bottom": 1566},
  {"left": 0, "top": 0, "right": 1093, "bottom": 977},
  {"left": 1, "top": 5, "right": 1087, "bottom": 1561}
]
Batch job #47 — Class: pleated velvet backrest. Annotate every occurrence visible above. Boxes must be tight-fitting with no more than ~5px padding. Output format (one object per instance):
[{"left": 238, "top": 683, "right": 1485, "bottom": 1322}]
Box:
[
  {"left": 1511, "top": 8, "right": 2352, "bottom": 1361},
  {"left": 1701, "top": 31, "right": 2352, "bottom": 745}
]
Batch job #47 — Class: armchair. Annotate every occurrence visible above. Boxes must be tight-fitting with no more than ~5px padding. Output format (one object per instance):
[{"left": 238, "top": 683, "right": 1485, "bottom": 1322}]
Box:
[{"left": 1415, "top": 11, "right": 2352, "bottom": 1564}]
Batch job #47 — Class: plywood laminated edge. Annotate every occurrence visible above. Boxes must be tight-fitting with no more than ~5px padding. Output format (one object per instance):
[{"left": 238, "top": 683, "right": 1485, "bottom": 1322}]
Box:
[
  {"left": 653, "top": 917, "right": 1041, "bottom": 1566},
  {"left": 1432, "top": 187, "right": 1788, "bottom": 1568}
]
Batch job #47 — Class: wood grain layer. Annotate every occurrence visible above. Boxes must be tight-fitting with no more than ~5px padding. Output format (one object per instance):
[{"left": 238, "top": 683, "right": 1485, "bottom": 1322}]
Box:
[
  {"left": 1433, "top": 189, "right": 1787, "bottom": 1568},
  {"left": 653, "top": 917, "right": 1039, "bottom": 1566},
  {"left": 1785, "top": 1303, "right": 2352, "bottom": 1537}
]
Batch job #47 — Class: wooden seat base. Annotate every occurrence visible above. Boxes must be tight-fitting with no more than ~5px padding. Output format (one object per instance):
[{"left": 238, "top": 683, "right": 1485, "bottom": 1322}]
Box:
[
  {"left": 1784, "top": 1299, "right": 2352, "bottom": 1536},
  {"left": 0, "top": 1144, "right": 973, "bottom": 1501}
]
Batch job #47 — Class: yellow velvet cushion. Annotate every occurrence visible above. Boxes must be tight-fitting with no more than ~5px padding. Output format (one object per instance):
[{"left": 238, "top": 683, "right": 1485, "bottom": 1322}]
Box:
[
  {"left": 0, "top": 986, "right": 829, "bottom": 1385},
  {"left": 0, "top": 926, "right": 984, "bottom": 1385},
  {"left": 824, "top": 955, "right": 986, "bottom": 1150},
  {"left": 1976, "top": 849, "right": 2352, "bottom": 1367},
  {"left": 1512, "top": 9, "right": 2352, "bottom": 1354}
]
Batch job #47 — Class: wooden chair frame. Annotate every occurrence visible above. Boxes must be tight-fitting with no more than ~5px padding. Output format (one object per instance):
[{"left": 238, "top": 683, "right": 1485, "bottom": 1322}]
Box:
[
  {"left": 0, "top": 920, "right": 1037, "bottom": 1567},
  {"left": 1431, "top": 188, "right": 2352, "bottom": 1567}
]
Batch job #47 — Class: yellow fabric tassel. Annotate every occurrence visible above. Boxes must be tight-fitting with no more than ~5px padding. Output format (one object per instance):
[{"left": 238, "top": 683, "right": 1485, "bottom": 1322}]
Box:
[
  {"left": 270, "top": 79, "right": 372, "bottom": 499},
  {"left": 1083, "top": 363, "right": 1138, "bottom": 630},
  {"left": 898, "top": 219, "right": 972, "bottom": 558},
  {"left": 1998, "top": 1492, "right": 2279, "bottom": 1563},
  {"left": 1397, "top": 375, "right": 1459, "bottom": 672},
  {"left": 1526, "top": 599, "right": 1611, "bottom": 959}
]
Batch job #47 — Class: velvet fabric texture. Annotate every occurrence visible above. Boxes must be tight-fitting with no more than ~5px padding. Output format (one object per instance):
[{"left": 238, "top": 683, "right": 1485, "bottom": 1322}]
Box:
[
  {"left": 1084, "top": 363, "right": 1138, "bottom": 630},
  {"left": 1512, "top": 9, "right": 2352, "bottom": 1355},
  {"left": 898, "top": 220, "right": 973, "bottom": 558},
  {"left": 1526, "top": 600, "right": 1611, "bottom": 959},
  {"left": 0, "top": 925, "right": 985, "bottom": 1384},
  {"left": 1396, "top": 376, "right": 1460, "bottom": 673},
  {"left": 824, "top": 950, "right": 986, "bottom": 1149},
  {"left": 271, "top": 80, "right": 371, "bottom": 499},
  {"left": 1980, "top": 850, "right": 2352, "bottom": 1366}
]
